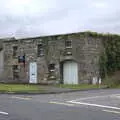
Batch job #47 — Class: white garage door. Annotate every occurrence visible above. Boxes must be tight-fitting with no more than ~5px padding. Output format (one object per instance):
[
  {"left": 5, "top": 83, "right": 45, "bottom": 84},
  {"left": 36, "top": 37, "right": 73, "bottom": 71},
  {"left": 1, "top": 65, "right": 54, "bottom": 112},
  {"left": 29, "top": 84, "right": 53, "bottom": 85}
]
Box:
[{"left": 63, "top": 61, "right": 78, "bottom": 84}]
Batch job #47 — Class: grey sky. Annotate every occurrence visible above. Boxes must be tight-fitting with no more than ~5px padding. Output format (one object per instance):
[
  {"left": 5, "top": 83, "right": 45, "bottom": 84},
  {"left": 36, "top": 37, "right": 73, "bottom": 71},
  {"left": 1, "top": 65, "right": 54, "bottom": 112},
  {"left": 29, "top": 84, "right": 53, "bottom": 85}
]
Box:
[{"left": 0, "top": 0, "right": 120, "bottom": 38}]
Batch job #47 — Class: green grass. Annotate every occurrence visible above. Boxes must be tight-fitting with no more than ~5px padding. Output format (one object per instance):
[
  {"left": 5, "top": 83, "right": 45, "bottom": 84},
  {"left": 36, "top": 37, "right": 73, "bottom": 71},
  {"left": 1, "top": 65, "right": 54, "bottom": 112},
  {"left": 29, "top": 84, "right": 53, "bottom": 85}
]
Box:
[
  {"left": 0, "top": 84, "right": 44, "bottom": 93},
  {"left": 56, "top": 84, "right": 101, "bottom": 90},
  {"left": 0, "top": 83, "right": 108, "bottom": 94},
  {"left": 110, "top": 84, "right": 120, "bottom": 88}
]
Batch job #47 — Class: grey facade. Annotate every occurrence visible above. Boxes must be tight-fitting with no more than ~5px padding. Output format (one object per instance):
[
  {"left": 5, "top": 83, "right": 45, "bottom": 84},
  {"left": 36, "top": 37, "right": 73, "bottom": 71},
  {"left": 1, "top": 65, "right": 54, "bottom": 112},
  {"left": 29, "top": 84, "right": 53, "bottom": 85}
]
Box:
[{"left": 0, "top": 32, "right": 103, "bottom": 84}]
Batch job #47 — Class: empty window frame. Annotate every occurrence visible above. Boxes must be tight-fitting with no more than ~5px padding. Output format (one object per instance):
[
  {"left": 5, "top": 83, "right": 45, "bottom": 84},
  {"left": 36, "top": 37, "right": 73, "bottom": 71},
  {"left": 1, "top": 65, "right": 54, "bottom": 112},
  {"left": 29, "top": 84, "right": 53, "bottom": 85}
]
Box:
[
  {"left": 48, "top": 64, "right": 55, "bottom": 72},
  {"left": 65, "top": 40, "right": 72, "bottom": 48},
  {"left": 37, "top": 44, "right": 44, "bottom": 56},
  {"left": 13, "top": 46, "right": 18, "bottom": 57},
  {"left": 13, "top": 65, "right": 18, "bottom": 70},
  {"left": 12, "top": 65, "right": 19, "bottom": 79}
]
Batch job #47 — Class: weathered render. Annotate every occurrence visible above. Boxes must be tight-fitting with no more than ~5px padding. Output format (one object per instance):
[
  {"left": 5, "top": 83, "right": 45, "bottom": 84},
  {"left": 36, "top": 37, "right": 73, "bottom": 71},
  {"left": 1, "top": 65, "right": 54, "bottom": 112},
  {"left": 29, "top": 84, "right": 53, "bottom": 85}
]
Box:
[{"left": 0, "top": 32, "right": 104, "bottom": 84}]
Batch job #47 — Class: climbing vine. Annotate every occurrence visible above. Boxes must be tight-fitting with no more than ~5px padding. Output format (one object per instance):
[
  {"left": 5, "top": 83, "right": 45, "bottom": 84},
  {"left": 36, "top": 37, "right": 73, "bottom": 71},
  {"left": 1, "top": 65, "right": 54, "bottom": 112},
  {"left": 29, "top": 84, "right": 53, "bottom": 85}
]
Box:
[
  {"left": 80, "top": 31, "right": 120, "bottom": 78},
  {"left": 99, "top": 34, "right": 120, "bottom": 78}
]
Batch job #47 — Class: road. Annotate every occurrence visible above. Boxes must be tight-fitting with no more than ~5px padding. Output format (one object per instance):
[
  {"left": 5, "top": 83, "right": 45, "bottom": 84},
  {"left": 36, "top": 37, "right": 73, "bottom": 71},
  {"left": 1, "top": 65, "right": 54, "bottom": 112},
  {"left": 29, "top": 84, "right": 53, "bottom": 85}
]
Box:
[{"left": 0, "top": 89, "right": 120, "bottom": 120}]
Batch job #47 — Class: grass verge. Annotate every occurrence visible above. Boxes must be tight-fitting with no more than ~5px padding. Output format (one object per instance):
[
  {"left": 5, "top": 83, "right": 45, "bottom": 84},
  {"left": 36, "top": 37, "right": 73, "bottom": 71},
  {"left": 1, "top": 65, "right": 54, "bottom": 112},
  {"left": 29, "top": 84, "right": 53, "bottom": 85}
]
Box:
[
  {"left": 110, "top": 85, "right": 120, "bottom": 88},
  {"left": 0, "top": 83, "right": 108, "bottom": 94},
  {"left": 0, "top": 84, "right": 44, "bottom": 93},
  {"left": 55, "top": 84, "right": 102, "bottom": 90}
]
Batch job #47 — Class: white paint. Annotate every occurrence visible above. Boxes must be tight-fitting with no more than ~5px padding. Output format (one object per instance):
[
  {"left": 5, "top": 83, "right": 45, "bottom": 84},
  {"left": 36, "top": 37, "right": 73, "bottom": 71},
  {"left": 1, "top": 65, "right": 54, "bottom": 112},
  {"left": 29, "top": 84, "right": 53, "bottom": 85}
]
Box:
[
  {"left": 63, "top": 61, "right": 78, "bottom": 84},
  {"left": 49, "top": 101, "right": 74, "bottom": 106},
  {"left": 69, "top": 94, "right": 120, "bottom": 102},
  {"left": 0, "top": 111, "right": 8, "bottom": 115},
  {"left": 11, "top": 96, "right": 31, "bottom": 100},
  {"left": 111, "top": 94, "right": 120, "bottom": 99},
  {"left": 70, "top": 96, "right": 106, "bottom": 102},
  {"left": 92, "top": 77, "right": 98, "bottom": 85},
  {"left": 68, "top": 101, "right": 120, "bottom": 110},
  {"left": 103, "top": 109, "right": 120, "bottom": 114},
  {"left": 98, "top": 78, "right": 102, "bottom": 85},
  {"left": 111, "top": 94, "right": 120, "bottom": 96},
  {"left": 29, "top": 62, "right": 37, "bottom": 83}
]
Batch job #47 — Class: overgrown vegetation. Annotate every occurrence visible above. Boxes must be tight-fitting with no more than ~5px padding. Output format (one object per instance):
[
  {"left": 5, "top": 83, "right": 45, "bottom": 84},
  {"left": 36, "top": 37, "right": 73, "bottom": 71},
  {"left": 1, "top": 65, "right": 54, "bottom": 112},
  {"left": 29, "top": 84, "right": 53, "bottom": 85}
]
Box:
[
  {"left": 104, "top": 35, "right": 120, "bottom": 73},
  {"left": 98, "top": 33, "right": 120, "bottom": 87},
  {"left": 81, "top": 31, "right": 120, "bottom": 87},
  {"left": 102, "top": 34, "right": 120, "bottom": 87},
  {"left": 102, "top": 71, "right": 120, "bottom": 87}
]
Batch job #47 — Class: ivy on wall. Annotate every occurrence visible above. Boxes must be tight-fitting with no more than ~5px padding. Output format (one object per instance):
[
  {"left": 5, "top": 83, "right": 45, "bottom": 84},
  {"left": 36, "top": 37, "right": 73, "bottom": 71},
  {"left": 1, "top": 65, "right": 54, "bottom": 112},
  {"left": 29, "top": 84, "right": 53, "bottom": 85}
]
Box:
[
  {"left": 98, "top": 33, "right": 120, "bottom": 78},
  {"left": 79, "top": 31, "right": 120, "bottom": 78},
  {"left": 46, "top": 31, "right": 120, "bottom": 79},
  {"left": 104, "top": 34, "right": 120, "bottom": 73}
]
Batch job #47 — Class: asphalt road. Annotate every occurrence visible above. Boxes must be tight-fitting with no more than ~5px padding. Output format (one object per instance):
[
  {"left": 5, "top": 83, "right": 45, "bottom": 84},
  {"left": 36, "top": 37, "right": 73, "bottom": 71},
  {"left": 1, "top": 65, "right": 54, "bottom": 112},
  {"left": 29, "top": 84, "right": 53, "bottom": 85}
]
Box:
[{"left": 0, "top": 89, "right": 120, "bottom": 120}]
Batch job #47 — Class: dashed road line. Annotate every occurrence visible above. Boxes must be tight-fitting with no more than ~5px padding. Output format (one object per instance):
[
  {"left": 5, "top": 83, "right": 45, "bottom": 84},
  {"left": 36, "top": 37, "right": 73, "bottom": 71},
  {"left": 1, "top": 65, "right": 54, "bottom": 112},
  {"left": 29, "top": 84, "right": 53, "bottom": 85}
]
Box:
[
  {"left": 103, "top": 109, "right": 120, "bottom": 114},
  {"left": 49, "top": 101, "right": 74, "bottom": 106},
  {"left": 111, "top": 95, "right": 120, "bottom": 99},
  {"left": 11, "top": 96, "right": 31, "bottom": 100},
  {"left": 70, "top": 96, "right": 107, "bottom": 102},
  {"left": 70, "top": 94, "right": 120, "bottom": 102},
  {"left": 68, "top": 101, "right": 120, "bottom": 110},
  {"left": 0, "top": 111, "right": 8, "bottom": 115}
]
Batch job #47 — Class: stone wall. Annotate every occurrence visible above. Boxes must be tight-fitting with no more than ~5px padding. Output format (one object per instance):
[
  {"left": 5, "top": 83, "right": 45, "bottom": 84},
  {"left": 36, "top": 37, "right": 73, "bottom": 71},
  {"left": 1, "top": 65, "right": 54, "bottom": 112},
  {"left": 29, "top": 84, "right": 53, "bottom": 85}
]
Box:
[
  {"left": 1, "top": 32, "right": 104, "bottom": 84},
  {"left": 0, "top": 50, "right": 4, "bottom": 81}
]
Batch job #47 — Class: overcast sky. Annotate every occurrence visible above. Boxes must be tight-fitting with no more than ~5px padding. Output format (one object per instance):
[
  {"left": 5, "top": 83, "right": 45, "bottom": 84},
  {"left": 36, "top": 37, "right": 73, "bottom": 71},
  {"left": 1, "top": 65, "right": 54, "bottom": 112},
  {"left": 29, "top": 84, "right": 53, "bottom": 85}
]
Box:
[{"left": 0, "top": 0, "right": 120, "bottom": 38}]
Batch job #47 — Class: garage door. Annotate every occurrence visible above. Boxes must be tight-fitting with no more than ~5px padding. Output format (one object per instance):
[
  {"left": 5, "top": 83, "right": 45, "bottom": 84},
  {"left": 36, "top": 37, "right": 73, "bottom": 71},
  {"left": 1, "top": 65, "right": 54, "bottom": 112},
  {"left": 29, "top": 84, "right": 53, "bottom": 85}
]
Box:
[{"left": 63, "top": 61, "right": 78, "bottom": 84}]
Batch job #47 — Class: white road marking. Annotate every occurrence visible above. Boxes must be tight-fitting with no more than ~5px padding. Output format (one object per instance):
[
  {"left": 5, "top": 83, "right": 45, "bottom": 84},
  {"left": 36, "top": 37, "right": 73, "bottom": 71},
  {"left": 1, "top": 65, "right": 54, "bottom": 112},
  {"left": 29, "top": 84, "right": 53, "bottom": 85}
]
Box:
[
  {"left": 70, "top": 95, "right": 107, "bottom": 102},
  {"left": 0, "top": 111, "right": 8, "bottom": 115},
  {"left": 111, "top": 94, "right": 120, "bottom": 96},
  {"left": 111, "top": 95, "right": 120, "bottom": 99},
  {"left": 49, "top": 101, "right": 74, "bottom": 106},
  {"left": 70, "top": 94, "right": 120, "bottom": 102},
  {"left": 11, "top": 96, "right": 31, "bottom": 100},
  {"left": 68, "top": 101, "right": 120, "bottom": 110},
  {"left": 103, "top": 109, "right": 120, "bottom": 114}
]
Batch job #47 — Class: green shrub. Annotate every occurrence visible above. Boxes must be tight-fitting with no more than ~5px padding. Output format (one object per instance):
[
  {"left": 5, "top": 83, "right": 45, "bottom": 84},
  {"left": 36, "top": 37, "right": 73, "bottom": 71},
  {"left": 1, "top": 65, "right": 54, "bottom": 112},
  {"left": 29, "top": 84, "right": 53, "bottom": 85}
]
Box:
[{"left": 103, "top": 71, "right": 120, "bottom": 88}]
